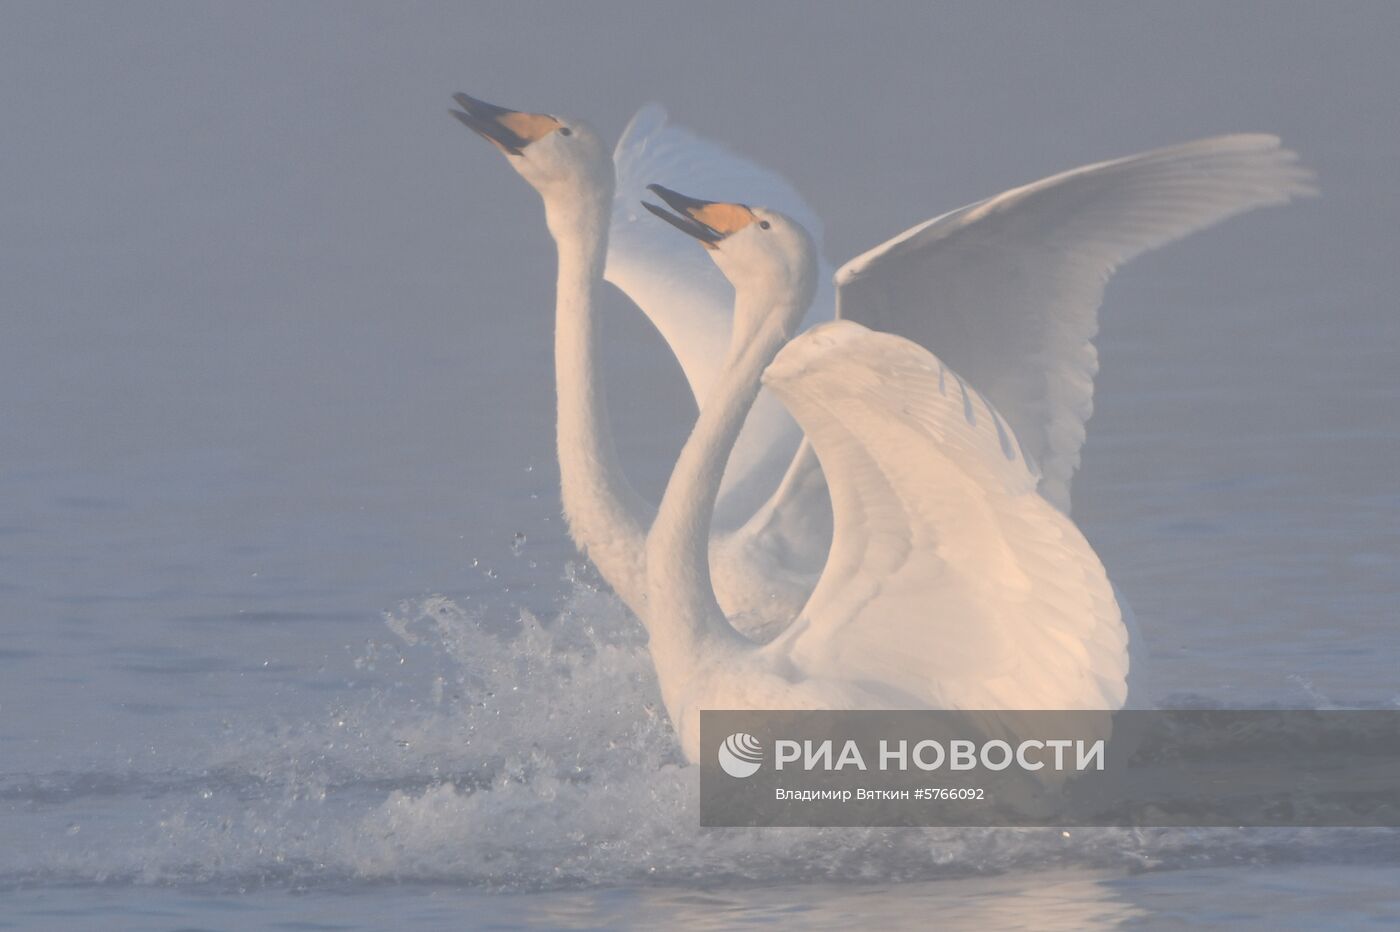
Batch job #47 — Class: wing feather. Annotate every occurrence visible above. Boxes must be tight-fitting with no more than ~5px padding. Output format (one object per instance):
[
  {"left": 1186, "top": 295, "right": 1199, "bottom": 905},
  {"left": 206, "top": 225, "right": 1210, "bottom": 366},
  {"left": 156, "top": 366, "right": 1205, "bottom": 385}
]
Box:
[
  {"left": 606, "top": 104, "right": 828, "bottom": 399},
  {"left": 835, "top": 134, "right": 1315, "bottom": 511},
  {"left": 761, "top": 321, "right": 1129, "bottom": 710},
  {"left": 606, "top": 105, "right": 835, "bottom": 525}
]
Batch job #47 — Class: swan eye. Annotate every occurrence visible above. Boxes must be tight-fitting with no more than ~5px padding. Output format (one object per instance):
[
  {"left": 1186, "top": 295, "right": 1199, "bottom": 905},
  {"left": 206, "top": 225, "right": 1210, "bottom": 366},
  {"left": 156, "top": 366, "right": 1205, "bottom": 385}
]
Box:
[
  {"left": 759, "top": 220, "right": 770, "bottom": 230},
  {"left": 558, "top": 127, "right": 573, "bottom": 136}
]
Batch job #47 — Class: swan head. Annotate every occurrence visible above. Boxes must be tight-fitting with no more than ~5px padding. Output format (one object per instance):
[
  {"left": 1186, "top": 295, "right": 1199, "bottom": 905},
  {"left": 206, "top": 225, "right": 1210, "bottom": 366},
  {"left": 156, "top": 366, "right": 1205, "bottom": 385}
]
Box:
[
  {"left": 642, "top": 184, "right": 817, "bottom": 343},
  {"left": 449, "top": 92, "right": 611, "bottom": 203}
]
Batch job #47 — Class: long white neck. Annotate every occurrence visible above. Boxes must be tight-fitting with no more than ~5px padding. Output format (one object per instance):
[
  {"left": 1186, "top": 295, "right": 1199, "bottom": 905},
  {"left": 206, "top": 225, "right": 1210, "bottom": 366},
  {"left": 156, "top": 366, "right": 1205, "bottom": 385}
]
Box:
[
  {"left": 546, "top": 184, "right": 650, "bottom": 612},
  {"left": 644, "top": 285, "right": 800, "bottom": 703}
]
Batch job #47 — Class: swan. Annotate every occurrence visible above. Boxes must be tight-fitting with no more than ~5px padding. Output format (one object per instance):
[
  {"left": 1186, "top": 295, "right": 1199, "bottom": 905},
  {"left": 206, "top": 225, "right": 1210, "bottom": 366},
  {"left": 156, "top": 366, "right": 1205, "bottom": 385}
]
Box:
[
  {"left": 449, "top": 92, "right": 1313, "bottom": 634},
  {"left": 449, "top": 93, "right": 824, "bottom": 629},
  {"left": 640, "top": 186, "right": 1130, "bottom": 763}
]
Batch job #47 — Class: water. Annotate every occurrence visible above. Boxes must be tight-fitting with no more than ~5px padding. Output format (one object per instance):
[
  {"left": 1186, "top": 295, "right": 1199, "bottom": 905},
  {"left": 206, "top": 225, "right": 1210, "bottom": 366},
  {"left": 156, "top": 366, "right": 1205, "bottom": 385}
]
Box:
[{"left": 3, "top": 2, "right": 1400, "bottom": 927}]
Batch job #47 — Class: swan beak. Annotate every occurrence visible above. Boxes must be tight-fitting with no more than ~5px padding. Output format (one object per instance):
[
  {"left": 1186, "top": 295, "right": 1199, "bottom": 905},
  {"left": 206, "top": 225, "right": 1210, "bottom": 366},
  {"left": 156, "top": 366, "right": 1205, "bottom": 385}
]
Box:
[
  {"left": 449, "top": 93, "right": 561, "bottom": 156},
  {"left": 642, "top": 184, "right": 756, "bottom": 250}
]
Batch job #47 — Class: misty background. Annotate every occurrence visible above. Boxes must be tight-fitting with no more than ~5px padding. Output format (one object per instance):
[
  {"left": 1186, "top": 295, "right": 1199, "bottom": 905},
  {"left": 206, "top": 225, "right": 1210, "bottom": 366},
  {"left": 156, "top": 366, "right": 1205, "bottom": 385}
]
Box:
[{"left": 2, "top": 2, "right": 1397, "bottom": 767}]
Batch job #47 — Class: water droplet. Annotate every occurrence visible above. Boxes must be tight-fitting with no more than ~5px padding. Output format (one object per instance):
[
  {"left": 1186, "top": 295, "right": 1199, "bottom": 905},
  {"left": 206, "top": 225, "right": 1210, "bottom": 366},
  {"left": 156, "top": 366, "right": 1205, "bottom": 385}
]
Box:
[
  {"left": 511, "top": 531, "right": 527, "bottom": 555},
  {"left": 66, "top": 823, "right": 80, "bottom": 836}
]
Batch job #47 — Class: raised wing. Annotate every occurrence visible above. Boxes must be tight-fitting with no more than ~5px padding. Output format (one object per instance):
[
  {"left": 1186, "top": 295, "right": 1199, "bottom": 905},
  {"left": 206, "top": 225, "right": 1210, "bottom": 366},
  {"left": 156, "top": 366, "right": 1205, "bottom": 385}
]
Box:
[
  {"left": 761, "top": 321, "right": 1129, "bottom": 710},
  {"left": 608, "top": 105, "right": 834, "bottom": 526},
  {"left": 836, "top": 135, "right": 1314, "bottom": 512},
  {"left": 608, "top": 103, "right": 828, "bottom": 400}
]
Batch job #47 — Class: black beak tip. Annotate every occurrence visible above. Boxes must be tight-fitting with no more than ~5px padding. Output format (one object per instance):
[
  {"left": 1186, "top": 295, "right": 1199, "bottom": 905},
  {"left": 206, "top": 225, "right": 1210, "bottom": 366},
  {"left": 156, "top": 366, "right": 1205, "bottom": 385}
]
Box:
[
  {"left": 641, "top": 199, "right": 722, "bottom": 245},
  {"left": 647, "top": 183, "right": 686, "bottom": 205},
  {"left": 448, "top": 97, "right": 526, "bottom": 155},
  {"left": 645, "top": 182, "right": 715, "bottom": 216}
]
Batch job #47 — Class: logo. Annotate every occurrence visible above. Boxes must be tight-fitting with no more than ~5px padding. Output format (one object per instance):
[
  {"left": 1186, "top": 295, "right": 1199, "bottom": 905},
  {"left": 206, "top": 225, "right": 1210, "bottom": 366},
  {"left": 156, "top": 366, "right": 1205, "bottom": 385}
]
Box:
[{"left": 718, "top": 732, "right": 763, "bottom": 778}]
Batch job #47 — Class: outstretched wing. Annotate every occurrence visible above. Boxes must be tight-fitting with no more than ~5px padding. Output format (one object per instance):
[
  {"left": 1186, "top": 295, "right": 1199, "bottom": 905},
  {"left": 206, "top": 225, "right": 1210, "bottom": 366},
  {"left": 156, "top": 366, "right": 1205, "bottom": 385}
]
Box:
[
  {"left": 761, "top": 321, "right": 1129, "bottom": 710},
  {"left": 608, "top": 105, "right": 835, "bottom": 525},
  {"left": 835, "top": 135, "right": 1314, "bottom": 511}
]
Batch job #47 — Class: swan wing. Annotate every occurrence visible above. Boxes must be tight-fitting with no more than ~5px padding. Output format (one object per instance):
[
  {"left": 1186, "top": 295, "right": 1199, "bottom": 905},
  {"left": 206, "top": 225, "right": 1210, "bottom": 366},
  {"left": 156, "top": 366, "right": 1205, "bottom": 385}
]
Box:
[
  {"left": 609, "top": 105, "right": 835, "bottom": 525},
  {"left": 761, "top": 320, "right": 1129, "bottom": 710},
  {"left": 835, "top": 135, "right": 1314, "bottom": 512},
  {"left": 607, "top": 104, "right": 828, "bottom": 401}
]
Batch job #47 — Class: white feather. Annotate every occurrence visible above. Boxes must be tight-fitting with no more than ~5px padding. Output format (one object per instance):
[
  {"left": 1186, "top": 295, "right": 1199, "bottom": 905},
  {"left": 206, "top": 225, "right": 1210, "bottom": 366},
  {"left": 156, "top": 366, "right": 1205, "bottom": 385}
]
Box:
[
  {"left": 761, "top": 321, "right": 1129, "bottom": 711},
  {"left": 607, "top": 106, "right": 837, "bottom": 528},
  {"left": 835, "top": 135, "right": 1316, "bottom": 511}
]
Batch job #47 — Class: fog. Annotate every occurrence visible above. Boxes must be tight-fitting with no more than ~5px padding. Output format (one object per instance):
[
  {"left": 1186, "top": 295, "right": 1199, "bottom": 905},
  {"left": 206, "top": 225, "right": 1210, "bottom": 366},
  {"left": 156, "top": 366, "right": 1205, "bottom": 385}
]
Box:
[{"left": 1, "top": 2, "right": 1398, "bottom": 916}]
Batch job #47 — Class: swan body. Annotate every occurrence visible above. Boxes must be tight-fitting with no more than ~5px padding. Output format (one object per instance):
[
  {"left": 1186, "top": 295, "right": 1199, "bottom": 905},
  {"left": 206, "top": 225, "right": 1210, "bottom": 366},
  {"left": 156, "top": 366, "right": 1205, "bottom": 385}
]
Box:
[
  {"left": 451, "top": 93, "right": 1313, "bottom": 638},
  {"left": 641, "top": 191, "right": 1128, "bottom": 763}
]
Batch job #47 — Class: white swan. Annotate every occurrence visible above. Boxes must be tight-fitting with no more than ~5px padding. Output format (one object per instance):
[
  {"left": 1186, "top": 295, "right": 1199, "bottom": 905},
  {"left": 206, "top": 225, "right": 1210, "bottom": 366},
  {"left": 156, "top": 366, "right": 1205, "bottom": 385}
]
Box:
[
  {"left": 640, "top": 188, "right": 1130, "bottom": 763},
  {"left": 450, "top": 93, "right": 823, "bottom": 628},
  {"left": 450, "top": 93, "right": 1313, "bottom": 633},
  {"left": 448, "top": 96, "right": 650, "bottom": 614}
]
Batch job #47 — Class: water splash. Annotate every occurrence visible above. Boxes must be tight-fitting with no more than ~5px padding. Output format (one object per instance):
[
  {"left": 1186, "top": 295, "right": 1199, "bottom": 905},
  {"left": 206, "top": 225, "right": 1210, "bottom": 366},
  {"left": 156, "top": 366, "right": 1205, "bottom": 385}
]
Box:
[{"left": 4, "top": 573, "right": 1399, "bottom": 893}]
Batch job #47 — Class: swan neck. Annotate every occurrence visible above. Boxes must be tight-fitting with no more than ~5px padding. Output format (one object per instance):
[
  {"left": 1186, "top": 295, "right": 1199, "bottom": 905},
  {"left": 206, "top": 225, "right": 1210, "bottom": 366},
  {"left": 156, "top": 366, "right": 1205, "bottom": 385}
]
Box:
[
  {"left": 549, "top": 181, "right": 649, "bottom": 611},
  {"left": 645, "top": 290, "right": 800, "bottom": 681}
]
